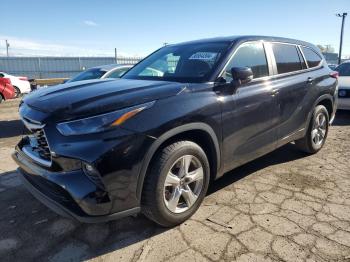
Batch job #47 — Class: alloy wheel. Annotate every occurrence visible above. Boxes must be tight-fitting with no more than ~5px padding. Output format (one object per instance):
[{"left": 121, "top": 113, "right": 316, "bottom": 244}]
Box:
[
  {"left": 163, "top": 155, "right": 204, "bottom": 213},
  {"left": 311, "top": 112, "right": 327, "bottom": 146}
]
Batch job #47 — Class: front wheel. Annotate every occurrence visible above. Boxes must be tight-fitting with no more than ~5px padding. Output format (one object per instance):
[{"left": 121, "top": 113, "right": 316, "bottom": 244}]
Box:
[
  {"left": 14, "top": 86, "right": 21, "bottom": 98},
  {"left": 142, "top": 141, "right": 210, "bottom": 227},
  {"left": 295, "top": 105, "right": 329, "bottom": 154}
]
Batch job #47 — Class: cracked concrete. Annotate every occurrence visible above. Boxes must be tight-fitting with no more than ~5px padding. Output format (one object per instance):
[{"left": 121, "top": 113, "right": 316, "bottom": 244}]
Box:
[{"left": 1, "top": 99, "right": 350, "bottom": 261}]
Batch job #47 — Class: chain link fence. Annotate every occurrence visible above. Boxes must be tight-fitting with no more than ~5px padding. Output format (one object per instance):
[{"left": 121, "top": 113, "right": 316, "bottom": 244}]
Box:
[{"left": 0, "top": 57, "right": 143, "bottom": 79}]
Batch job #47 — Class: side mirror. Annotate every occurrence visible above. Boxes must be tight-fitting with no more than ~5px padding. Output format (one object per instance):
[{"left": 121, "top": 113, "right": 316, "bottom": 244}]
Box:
[{"left": 230, "top": 67, "right": 253, "bottom": 85}]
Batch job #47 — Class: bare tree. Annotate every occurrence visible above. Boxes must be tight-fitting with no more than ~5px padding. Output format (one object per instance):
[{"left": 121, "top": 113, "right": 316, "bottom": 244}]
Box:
[{"left": 317, "top": 44, "right": 335, "bottom": 53}]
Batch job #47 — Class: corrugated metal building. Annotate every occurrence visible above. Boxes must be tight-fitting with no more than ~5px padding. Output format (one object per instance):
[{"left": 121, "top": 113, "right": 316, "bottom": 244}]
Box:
[{"left": 0, "top": 57, "right": 142, "bottom": 79}]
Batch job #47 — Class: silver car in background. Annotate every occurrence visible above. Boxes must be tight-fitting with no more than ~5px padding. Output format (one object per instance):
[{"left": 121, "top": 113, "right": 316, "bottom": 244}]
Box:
[
  {"left": 65, "top": 64, "right": 133, "bottom": 83},
  {"left": 336, "top": 61, "right": 350, "bottom": 110}
]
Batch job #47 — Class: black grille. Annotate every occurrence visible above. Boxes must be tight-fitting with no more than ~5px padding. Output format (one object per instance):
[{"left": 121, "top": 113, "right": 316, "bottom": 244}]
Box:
[
  {"left": 31, "top": 129, "right": 51, "bottom": 161},
  {"left": 338, "top": 89, "right": 350, "bottom": 98}
]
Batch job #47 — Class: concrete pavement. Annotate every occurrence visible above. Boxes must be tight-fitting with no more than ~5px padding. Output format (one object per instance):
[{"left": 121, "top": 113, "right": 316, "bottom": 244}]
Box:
[{"left": 1, "top": 99, "right": 350, "bottom": 261}]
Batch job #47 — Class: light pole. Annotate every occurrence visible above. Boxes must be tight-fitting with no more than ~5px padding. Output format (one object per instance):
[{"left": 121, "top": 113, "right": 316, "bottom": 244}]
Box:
[
  {"left": 5, "top": 40, "right": 10, "bottom": 57},
  {"left": 336, "top": 13, "right": 347, "bottom": 65}
]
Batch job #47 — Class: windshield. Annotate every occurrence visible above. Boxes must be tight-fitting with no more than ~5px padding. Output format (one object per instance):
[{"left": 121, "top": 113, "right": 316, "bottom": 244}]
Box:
[
  {"left": 336, "top": 63, "right": 350, "bottom": 77},
  {"left": 68, "top": 68, "right": 107, "bottom": 82},
  {"left": 122, "top": 42, "right": 230, "bottom": 83}
]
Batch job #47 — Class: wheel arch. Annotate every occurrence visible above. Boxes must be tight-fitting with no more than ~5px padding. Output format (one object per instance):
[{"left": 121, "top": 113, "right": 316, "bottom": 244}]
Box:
[
  {"left": 136, "top": 122, "right": 221, "bottom": 201},
  {"left": 316, "top": 97, "right": 334, "bottom": 119},
  {"left": 305, "top": 94, "right": 334, "bottom": 129},
  {"left": 13, "top": 86, "right": 21, "bottom": 96}
]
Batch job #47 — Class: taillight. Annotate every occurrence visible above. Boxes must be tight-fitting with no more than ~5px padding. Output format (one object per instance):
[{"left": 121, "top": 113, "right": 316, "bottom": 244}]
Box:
[
  {"left": 329, "top": 71, "right": 339, "bottom": 79},
  {"left": 19, "top": 76, "right": 28, "bottom": 81}
]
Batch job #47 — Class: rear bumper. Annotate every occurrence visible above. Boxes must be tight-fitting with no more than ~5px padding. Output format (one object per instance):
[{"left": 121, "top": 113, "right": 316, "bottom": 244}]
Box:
[
  {"left": 337, "top": 98, "right": 350, "bottom": 110},
  {"left": 12, "top": 149, "right": 140, "bottom": 223},
  {"left": 2, "top": 84, "right": 15, "bottom": 99}
]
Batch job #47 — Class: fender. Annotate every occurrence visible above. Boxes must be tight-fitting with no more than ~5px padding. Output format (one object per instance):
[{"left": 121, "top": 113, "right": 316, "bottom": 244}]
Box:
[{"left": 136, "top": 122, "right": 221, "bottom": 201}]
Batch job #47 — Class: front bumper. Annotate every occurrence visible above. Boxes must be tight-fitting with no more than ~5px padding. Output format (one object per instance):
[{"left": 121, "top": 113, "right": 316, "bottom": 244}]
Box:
[
  {"left": 12, "top": 147, "right": 140, "bottom": 223},
  {"left": 14, "top": 101, "right": 157, "bottom": 222}
]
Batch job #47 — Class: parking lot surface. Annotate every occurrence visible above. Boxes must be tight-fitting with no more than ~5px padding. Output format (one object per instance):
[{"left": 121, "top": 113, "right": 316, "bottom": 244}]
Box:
[{"left": 1, "top": 98, "right": 350, "bottom": 262}]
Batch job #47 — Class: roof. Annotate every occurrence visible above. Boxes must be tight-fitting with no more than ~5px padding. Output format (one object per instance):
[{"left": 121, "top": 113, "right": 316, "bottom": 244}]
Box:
[{"left": 174, "top": 35, "right": 317, "bottom": 50}]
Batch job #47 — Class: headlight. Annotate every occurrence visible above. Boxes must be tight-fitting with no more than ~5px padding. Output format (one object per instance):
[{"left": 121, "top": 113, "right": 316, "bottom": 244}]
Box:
[{"left": 56, "top": 101, "right": 155, "bottom": 136}]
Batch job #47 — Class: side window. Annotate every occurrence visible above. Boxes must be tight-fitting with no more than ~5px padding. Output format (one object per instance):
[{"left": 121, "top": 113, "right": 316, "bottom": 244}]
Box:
[
  {"left": 272, "top": 43, "right": 303, "bottom": 74},
  {"left": 0, "top": 73, "right": 4, "bottom": 78},
  {"left": 301, "top": 47, "right": 322, "bottom": 68},
  {"left": 223, "top": 42, "right": 268, "bottom": 81},
  {"left": 107, "top": 68, "right": 129, "bottom": 78}
]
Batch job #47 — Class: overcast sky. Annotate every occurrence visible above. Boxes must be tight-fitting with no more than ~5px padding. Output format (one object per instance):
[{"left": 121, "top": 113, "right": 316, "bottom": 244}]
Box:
[{"left": 0, "top": 0, "right": 349, "bottom": 57}]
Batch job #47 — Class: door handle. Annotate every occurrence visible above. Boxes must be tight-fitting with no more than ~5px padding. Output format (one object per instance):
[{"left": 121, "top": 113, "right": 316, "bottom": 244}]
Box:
[
  {"left": 271, "top": 89, "right": 279, "bottom": 96},
  {"left": 307, "top": 77, "right": 314, "bottom": 83}
]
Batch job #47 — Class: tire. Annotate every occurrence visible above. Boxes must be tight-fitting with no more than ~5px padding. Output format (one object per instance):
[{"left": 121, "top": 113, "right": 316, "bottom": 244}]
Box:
[
  {"left": 0, "top": 95, "right": 3, "bottom": 103},
  {"left": 14, "top": 86, "right": 21, "bottom": 98},
  {"left": 295, "top": 105, "right": 329, "bottom": 154},
  {"left": 142, "top": 141, "right": 210, "bottom": 227}
]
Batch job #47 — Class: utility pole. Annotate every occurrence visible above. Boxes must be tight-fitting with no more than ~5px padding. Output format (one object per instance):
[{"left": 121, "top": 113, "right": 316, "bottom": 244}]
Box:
[
  {"left": 336, "top": 13, "right": 347, "bottom": 65},
  {"left": 5, "top": 40, "right": 9, "bottom": 57},
  {"left": 114, "top": 48, "right": 118, "bottom": 64}
]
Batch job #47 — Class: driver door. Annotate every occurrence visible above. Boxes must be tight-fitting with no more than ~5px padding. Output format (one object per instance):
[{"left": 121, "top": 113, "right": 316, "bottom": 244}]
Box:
[{"left": 219, "top": 41, "right": 279, "bottom": 172}]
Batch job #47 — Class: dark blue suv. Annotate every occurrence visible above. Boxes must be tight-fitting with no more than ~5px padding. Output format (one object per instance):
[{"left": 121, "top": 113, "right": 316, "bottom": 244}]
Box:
[{"left": 13, "top": 36, "right": 338, "bottom": 226}]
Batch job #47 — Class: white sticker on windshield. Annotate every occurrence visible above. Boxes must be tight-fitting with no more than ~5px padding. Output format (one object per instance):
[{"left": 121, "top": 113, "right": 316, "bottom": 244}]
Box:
[{"left": 189, "top": 52, "right": 217, "bottom": 61}]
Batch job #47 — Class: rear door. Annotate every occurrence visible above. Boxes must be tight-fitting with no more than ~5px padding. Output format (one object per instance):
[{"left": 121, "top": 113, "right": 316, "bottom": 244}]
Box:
[{"left": 267, "top": 42, "right": 315, "bottom": 145}]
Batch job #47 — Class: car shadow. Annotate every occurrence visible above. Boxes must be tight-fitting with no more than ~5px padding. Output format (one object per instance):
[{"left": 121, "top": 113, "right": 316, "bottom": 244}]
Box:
[
  {"left": 0, "top": 142, "right": 308, "bottom": 261},
  {"left": 333, "top": 110, "right": 350, "bottom": 126},
  {"left": 0, "top": 120, "right": 29, "bottom": 139},
  {"left": 208, "top": 143, "right": 307, "bottom": 194}
]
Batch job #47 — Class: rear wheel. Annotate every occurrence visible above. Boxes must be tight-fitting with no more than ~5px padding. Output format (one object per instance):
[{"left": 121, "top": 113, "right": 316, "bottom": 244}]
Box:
[
  {"left": 0, "top": 95, "right": 3, "bottom": 103},
  {"left": 142, "top": 141, "right": 210, "bottom": 227},
  {"left": 14, "top": 86, "right": 21, "bottom": 98},
  {"left": 295, "top": 105, "right": 329, "bottom": 154}
]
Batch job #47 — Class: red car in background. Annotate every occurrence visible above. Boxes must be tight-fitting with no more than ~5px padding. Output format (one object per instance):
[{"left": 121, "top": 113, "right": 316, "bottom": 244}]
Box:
[{"left": 0, "top": 77, "right": 15, "bottom": 103}]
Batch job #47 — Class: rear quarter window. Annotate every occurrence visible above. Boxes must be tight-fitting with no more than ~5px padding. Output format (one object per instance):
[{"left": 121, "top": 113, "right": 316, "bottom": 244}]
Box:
[
  {"left": 272, "top": 43, "right": 303, "bottom": 74},
  {"left": 301, "top": 47, "right": 322, "bottom": 68}
]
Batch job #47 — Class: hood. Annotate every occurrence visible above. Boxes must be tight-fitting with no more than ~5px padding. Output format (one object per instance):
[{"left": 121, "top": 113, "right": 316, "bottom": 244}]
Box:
[
  {"left": 24, "top": 79, "right": 186, "bottom": 120},
  {"left": 338, "top": 76, "right": 350, "bottom": 89}
]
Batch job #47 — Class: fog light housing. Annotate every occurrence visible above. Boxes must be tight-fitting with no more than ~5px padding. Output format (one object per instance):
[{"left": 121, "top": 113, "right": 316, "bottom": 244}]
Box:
[
  {"left": 84, "top": 163, "right": 95, "bottom": 173},
  {"left": 82, "top": 163, "right": 105, "bottom": 190}
]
